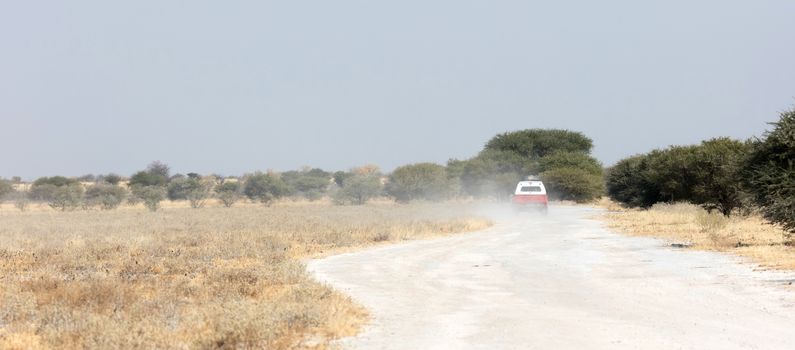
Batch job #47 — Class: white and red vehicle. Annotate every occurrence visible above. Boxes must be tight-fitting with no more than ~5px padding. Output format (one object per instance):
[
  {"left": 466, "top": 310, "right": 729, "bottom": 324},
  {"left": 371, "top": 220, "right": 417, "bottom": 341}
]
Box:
[{"left": 511, "top": 180, "right": 548, "bottom": 213}]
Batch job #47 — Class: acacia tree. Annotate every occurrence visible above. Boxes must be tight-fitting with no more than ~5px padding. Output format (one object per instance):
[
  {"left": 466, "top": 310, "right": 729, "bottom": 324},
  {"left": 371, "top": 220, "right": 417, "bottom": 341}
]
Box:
[
  {"left": 485, "top": 129, "right": 593, "bottom": 159},
  {"left": 243, "top": 172, "right": 289, "bottom": 206},
  {"left": 690, "top": 138, "right": 750, "bottom": 215},
  {"left": 386, "top": 163, "right": 451, "bottom": 202},
  {"left": 84, "top": 183, "right": 127, "bottom": 210},
  {"left": 215, "top": 181, "right": 241, "bottom": 207},
  {"left": 332, "top": 166, "right": 383, "bottom": 205},
  {"left": 744, "top": 108, "right": 795, "bottom": 236}
]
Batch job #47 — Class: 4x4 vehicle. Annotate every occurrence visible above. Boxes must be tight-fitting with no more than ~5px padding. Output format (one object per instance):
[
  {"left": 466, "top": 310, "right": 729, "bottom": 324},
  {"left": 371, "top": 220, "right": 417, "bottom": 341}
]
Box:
[{"left": 511, "top": 180, "right": 548, "bottom": 213}]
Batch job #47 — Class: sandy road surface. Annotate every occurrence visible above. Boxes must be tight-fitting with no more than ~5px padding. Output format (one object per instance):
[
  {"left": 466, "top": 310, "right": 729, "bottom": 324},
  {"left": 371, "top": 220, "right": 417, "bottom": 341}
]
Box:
[{"left": 308, "top": 205, "right": 795, "bottom": 350}]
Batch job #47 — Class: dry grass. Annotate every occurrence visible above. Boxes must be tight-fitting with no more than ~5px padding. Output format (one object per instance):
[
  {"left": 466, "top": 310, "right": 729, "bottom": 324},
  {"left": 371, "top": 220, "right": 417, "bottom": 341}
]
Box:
[
  {"left": 599, "top": 200, "right": 795, "bottom": 270},
  {"left": 0, "top": 201, "right": 492, "bottom": 349}
]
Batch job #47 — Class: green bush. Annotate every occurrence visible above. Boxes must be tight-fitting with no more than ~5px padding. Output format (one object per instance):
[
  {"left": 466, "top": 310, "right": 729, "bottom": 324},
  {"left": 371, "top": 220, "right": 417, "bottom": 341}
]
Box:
[
  {"left": 282, "top": 168, "right": 331, "bottom": 200},
  {"left": 129, "top": 161, "right": 170, "bottom": 188},
  {"left": 386, "top": 163, "right": 451, "bottom": 202},
  {"left": 98, "top": 173, "right": 123, "bottom": 185},
  {"left": 133, "top": 186, "right": 167, "bottom": 212},
  {"left": 47, "top": 184, "right": 84, "bottom": 211},
  {"left": 333, "top": 172, "right": 383, "bottom": 205},
  {"left": 243, "top": 172, "right": 289, "bottom": 205},
  {"left": 744, "top": 108, "right": 795, "bottom": 235},
  {"left": 607, "top": 138, "right": 750, "bottom": 215},
  {"left": 540, "top": 167, "right": 604, "bottom": 202},
  {"left": 448, "top": 129, "right": 602, "bottom": 199},
  {"left": 690, "top": 138, "right": 750, "bottom": 215},
  {"left": 215, "top": 182, "right": 242, "bottom": 208},
  {"left": 84, "top": 183, "right": 127, "bottom": 210},
  {"left": 606, "top": 155, "right": 655, "bottom": 208},
  {"left": 28, "top": 177, "right": 84, "bottom": 210},
  {"left": 0, "top": 179, "right": 12, "bottom": 201}
]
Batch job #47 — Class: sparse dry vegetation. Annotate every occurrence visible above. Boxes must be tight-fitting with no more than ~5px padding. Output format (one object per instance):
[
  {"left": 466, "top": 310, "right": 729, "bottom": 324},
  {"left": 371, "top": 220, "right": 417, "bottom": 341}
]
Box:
[
  {"left": 0, "top": 201, "right": 491, "bottom": 349},
  {"left": 600, "top": 200, "right": 795, "bottom": 270}
]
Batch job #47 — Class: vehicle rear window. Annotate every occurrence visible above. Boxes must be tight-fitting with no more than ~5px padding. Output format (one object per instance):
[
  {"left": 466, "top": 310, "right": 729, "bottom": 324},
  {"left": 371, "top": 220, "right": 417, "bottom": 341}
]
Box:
[{"left": 521, "top": 186, "right": 542, "bottom": 193}]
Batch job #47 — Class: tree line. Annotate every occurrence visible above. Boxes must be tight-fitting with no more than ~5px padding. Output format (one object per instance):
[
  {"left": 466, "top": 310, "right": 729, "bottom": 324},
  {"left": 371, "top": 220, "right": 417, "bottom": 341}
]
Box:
[
  {"left": 606, "top": 107, "right": 795, "bottom": 235},
  {"left": 0, "top": 129, "right": 606, "bottom": 211}
]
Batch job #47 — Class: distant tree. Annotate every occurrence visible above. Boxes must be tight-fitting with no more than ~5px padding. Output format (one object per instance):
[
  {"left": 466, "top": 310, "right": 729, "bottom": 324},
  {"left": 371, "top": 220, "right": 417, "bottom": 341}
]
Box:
[
  {"left": 386, "top": 163, "right": 451, "bottom": 202},
  {"left": 147, "top": 161, "right": 170, "bottom": 179},
  {"left": 97, "top": 173, "right": 123, "bottom": 185},
  {"left": 0, "top": 179, "right": 12, "bottom": 201},
  {"left": 47, "top": 184, "right": 84, "bottom": 211},
  {"left": 167, "top": 177, "right": 194, "bottom": 200},
  {"left": 186, "top": 179, "right": 213, "bottom": 208},
  {"left": 14, "top": 193, "right": 29, "bottom": 212},
  {"left": 129, "top": 161, "right": 170, "bottom": 187},
  {"left": 215, "top": 182, "right": 242, "bottom": 208},
  {"left": 333, "top": 172, "right": 383, "bottom": 205},
  {"left": 333, "top": 171, "right": 352, "bottom": 187},
  {"left": 134, "top": 186, "right": 167, "bottom": 212},
  {"left": 84, "top": 183, "right": 127, "bottom": 210},
  {"left": 11, "top": 176, "right": 22, "bottom": 184},
  {"left": 485, "top": 129, "right": 593, "bottom": 159},
  {"left": 129, "top": 171, "right": 168, "bottom": 188},
  {"left": 243, "top": 172, "right": 289, "bottom": 206},
  {"left": 744, "top": 108, "right": 795, "bottom": 235},
  {"left": 186, "top": 172, "right": 201, "bottom": 179},
  {"left": 282, "top": 168, "right": 331, "bottom": 200},
  {"left": 29, "top": 176, "right": 80, "bottom": 201},
  {"left": 77, "top": 174, "right": 96, "bottom": 182}
]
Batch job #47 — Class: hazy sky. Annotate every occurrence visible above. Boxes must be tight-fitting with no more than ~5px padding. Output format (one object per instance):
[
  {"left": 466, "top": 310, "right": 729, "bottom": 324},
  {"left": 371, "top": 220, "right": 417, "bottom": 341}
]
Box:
[{"left": 2, "top": 1, "right": 794, "bottom": 180}]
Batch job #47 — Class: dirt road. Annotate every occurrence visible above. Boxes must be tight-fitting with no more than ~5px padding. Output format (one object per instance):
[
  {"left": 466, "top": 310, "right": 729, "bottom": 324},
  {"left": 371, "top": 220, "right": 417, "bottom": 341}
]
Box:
[{"left": 308, "top": 206, "right": 795, "bottom": 350}]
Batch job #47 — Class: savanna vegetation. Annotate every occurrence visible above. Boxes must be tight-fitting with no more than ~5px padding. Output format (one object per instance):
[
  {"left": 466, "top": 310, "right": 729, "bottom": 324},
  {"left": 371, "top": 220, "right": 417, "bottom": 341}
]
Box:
[
  {"left": 0, "top": 202, "right": 492, "bottom": 349},
  {"left": 603, "top": 106, "right": 795, "bottom": 270}
]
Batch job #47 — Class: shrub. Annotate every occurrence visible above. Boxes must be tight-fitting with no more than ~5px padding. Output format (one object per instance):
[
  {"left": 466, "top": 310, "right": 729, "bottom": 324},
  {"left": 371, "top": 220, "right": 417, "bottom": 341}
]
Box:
[
  {"left": 14, "top": 195, "right": 29, "bottom": 212},
  {"left": 29, "top": 176, "right": 79, "bottom": 201},
  {"left": 98, "top": 173, "right": 123, "bottom": 185},
  {"left": 744, "top": 108, "right": 795, "bottom": 235},
  {"left": 186, "top": 179, "right": 214, "bottom": 209},
  {"left": 333, "top": 172, "right": 382, "bottom": 205},
  {"left": 215, "top": 182, "right": 242, "bottom": 208},
  {"left": 386, "top": 163, "right": 451, "bottom": 202},
  {"left": 607, "top": 138, "right": 750, "bottom": 215},
  {"left": 540, "top": 167, "right": 604, "bottom": 202},
  {"left": 84, "top": 184, "right": 127, "bottom": 210},
  {"left": 606, "top": 155, "right": 657, "bottom": 208},
  {"left": 129, "top": 161, "right": 170, "bottom": 188},
  {"left": 28, "top": 177, "right": 84, "bottom": 210},
  {"left": 689, "top": 138, "right": 750, "bottom": 215},
  {"left": 282, "top": 168, "right": 331, "bottom": 200},
  {"left": 47, "top": 184, "right": 84, "bottom": 211},
  {"left": 133, "top": 186, "right": 167, "bottom": 212},
  {"left": 0, "top": 179, "right": 12, "bottom": 201},
  {"left": 243, "top": 172, "right": 289, "bottom": 205}
]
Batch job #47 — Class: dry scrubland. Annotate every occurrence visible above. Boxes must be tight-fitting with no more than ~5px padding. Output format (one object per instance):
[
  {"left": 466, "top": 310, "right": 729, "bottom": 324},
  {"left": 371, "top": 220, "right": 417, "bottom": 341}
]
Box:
[
  {"left": 0, "top": 200, "right": 492, "bottom": 349},
  {"left": 600, "top": 200, "right": 795, "bottom": 270}
]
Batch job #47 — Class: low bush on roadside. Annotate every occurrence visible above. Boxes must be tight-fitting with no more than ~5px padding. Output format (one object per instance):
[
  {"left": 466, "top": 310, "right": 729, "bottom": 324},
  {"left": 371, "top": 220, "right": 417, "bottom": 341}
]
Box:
[{"left": 606, "top": 138, "right": 750, "bottom": 215}]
